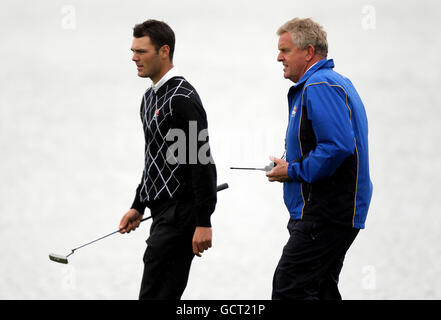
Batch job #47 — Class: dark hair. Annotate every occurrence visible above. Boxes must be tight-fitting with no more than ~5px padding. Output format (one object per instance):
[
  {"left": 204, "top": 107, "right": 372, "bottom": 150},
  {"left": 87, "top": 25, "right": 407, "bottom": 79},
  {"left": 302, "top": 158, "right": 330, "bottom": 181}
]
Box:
[{"left": 133, "top": 19, "right": 175, "bottom": 61}]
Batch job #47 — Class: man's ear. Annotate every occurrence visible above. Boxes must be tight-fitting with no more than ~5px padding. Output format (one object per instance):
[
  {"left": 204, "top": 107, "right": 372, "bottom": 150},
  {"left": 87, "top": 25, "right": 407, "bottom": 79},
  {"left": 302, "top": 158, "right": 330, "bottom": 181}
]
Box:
[
  {"left": 159, "top": 45, "right": 171, "bottom": 60},
  {"left": 305, "top": 44, "right": 316, "bottom": 62}
]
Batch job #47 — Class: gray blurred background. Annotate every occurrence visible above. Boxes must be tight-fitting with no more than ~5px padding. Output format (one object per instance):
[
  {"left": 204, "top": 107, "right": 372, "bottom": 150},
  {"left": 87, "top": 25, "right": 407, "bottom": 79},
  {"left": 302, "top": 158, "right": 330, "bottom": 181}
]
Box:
[{"left": 1, "top": 0, "right": 440, "bottom": 299}]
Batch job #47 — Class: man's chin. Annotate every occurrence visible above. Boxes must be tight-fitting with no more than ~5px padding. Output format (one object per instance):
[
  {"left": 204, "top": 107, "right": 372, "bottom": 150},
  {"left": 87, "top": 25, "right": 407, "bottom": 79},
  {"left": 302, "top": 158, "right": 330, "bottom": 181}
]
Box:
[{"left": 284, "top": 73, "right": 298, "bottom": 83}]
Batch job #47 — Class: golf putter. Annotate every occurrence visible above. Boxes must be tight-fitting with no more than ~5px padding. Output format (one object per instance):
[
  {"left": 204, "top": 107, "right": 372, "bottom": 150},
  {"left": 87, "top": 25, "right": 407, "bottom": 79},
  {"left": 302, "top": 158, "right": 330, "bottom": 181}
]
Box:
[
  {"left": 49, "top": 183, "right": 229, "bottom": 264},
  {"left": 230, "top": 162, "right": 275, "bottom": 172}
]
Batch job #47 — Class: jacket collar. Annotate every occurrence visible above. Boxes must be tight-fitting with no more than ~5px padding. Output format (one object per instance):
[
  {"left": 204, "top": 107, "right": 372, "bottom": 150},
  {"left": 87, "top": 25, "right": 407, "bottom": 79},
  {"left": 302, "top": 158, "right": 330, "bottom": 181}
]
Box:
[{"left": 292, "top": 58, "right": 335, "bottom": 88}]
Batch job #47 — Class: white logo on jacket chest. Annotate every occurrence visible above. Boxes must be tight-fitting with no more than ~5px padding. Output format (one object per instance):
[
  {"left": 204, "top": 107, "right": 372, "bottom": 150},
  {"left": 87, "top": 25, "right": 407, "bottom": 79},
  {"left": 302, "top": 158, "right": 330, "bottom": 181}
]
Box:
[{"left": 291, "top": 105, "right": 297, "bottom": 117}]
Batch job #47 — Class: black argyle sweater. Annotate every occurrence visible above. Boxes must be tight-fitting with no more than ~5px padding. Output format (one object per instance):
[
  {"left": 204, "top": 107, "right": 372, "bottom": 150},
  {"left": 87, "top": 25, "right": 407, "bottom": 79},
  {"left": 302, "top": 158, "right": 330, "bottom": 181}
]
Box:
[{"left": 130, "top": 76, "right": 217, "bottom": 227}]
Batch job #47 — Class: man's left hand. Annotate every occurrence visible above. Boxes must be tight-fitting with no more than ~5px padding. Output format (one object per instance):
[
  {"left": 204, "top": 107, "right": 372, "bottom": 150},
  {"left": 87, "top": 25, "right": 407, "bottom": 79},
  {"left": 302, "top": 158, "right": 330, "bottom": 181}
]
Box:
[
  {"left": 192, "top": 226, "right": 212, "bottom": 257},
  {"left": 266, "top": 156, "right": 292, "bottom": 182}
]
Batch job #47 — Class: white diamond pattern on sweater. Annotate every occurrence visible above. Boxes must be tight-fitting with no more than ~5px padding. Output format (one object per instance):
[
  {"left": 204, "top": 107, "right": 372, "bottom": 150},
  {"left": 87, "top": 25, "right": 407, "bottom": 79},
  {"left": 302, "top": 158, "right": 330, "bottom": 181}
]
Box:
[{"left": 139, "top": 78, "right": 194, "bottom": 202}]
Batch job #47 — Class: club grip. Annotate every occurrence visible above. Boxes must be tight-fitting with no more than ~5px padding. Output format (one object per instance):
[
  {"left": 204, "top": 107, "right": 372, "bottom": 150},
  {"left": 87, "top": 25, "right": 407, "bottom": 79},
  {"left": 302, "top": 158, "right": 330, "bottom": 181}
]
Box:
[{"left": 216, "top": 183, "right": 229, "bottom": 192}]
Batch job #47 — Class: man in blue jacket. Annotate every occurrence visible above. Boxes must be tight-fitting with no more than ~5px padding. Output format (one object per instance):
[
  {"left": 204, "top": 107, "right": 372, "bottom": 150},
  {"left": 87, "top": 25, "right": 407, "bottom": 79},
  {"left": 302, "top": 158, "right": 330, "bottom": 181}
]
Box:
[{"left": 266, "top": 18, "right": 373, "bottom": 300}]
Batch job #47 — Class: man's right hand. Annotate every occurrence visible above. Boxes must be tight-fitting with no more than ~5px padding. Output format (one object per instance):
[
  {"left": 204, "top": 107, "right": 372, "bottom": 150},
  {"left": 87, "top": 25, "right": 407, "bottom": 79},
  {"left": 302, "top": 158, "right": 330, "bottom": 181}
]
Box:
[{"left": 119, "top": 209, "right": 143, "bottom": 234}]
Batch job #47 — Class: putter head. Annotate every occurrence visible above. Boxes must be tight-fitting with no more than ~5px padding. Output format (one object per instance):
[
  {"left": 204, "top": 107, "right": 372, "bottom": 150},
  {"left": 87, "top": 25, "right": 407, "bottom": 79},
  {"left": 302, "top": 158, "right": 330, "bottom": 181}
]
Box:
[
  {"left": 263, "top": 162, "right": 275, "bottom": 172},
  {"left": 49, "top": 253, "right": 68, "bottom": 264}
]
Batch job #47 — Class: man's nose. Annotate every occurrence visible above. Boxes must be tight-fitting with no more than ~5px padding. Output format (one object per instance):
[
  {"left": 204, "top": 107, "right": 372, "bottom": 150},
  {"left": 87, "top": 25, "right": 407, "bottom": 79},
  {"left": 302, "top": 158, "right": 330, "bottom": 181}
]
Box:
[{"left": 277, "top": 52, "right": 283, "bottom": 62}]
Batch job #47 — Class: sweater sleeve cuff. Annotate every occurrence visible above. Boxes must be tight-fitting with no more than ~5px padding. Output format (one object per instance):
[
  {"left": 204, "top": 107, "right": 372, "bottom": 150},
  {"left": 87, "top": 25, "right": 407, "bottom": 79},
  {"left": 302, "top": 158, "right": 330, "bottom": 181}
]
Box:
[
  {"left": 196, "top": 213, "right": 212, "bottom": 227},
  {"left": 131, "top": 197, "right": 146, "bottom": 216},
  {"left": 194, "top": 204, "right": 215, "bottom": 227}
]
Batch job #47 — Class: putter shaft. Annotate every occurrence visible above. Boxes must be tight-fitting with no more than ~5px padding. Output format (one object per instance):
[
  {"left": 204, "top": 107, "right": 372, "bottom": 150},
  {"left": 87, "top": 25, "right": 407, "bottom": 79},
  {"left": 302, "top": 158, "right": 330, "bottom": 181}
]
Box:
[
  {"left": 71, "top": 184, "right": 228, "bottom": 252},
  {"left": 230, "top": 163, "right": 275, "bottom": 172},
  {"left": 230, "top": 167, "right": 266, "bottom": 171},
  {"left": 50, "top": 183, "right": 229, "bottom": 264}
]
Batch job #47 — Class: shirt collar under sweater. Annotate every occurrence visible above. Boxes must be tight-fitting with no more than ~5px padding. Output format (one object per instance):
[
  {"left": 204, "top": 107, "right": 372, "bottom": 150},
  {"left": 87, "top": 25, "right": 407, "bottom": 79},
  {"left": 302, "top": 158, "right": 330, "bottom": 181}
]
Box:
[{"left": 151, "top": 67, "right": 181, "bottom": 93}]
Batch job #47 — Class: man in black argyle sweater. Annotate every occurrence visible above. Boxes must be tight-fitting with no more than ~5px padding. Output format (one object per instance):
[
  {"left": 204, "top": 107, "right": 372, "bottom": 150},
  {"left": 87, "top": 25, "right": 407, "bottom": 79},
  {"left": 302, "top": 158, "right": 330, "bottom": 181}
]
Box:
[{"left": 118, "top": 19, "right": 217, "bottom": 300}]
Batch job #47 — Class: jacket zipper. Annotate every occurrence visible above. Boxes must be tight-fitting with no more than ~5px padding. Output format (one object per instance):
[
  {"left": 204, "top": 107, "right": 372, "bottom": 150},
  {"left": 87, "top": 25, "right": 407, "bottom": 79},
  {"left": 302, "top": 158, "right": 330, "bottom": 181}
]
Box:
[{"left": 307, "top": 184, "right": 312, "bottom": 203}]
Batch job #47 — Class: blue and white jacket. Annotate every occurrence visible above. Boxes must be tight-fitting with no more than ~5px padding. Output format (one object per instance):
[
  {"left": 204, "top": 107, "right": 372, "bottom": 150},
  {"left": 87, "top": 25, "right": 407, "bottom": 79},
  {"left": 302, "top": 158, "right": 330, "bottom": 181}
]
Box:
[{"left": 284, "top": 59, "right": 373, "bottom": 229}]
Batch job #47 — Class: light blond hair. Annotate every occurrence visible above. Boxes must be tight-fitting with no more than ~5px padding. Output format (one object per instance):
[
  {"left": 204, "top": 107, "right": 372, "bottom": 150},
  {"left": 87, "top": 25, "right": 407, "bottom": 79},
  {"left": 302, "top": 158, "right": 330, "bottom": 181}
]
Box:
[{"left": 277, "top": 18, "right": 328, "bottom": 58}]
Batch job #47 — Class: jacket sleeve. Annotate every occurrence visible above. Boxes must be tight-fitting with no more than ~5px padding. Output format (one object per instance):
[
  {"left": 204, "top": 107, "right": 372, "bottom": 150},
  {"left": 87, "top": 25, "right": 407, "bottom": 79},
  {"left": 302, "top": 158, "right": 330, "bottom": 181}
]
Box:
[
  {"left": 288, "top": 83, "right": 355, "bottom": 183},
  {"left": 170, "top": 96, "right": 217, "bottom": 227}
]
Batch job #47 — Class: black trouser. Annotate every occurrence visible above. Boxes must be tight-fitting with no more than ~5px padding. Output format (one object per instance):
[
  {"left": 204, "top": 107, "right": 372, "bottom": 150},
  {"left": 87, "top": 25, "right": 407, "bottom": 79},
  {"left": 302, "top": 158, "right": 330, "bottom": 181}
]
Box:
[
  {"left": 272, "top": 218, "right": 359, "bottom": 300},
  {"left": 139, "top": 199, "right": 196, "bottom": 300}
]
